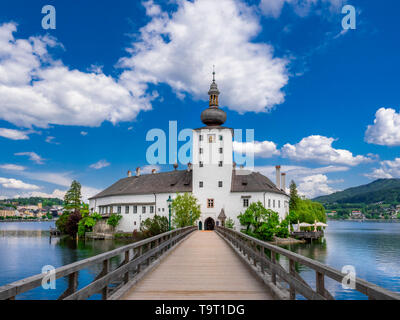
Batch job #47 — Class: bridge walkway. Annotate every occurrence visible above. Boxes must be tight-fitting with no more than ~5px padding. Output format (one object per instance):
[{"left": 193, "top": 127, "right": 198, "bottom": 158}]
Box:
[{"left": 121, "top": 230, "right": 273, "bottom": 300}]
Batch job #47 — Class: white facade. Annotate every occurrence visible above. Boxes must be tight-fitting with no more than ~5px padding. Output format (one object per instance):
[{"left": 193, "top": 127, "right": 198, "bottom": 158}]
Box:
[{"left": 89, "top": 76, "right": 289, "bottom": 232}]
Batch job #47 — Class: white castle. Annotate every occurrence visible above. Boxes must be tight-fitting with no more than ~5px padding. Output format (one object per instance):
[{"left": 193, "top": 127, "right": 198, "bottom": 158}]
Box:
[{"left": 89, "top": 73, "right": 289, "bottom": 232}]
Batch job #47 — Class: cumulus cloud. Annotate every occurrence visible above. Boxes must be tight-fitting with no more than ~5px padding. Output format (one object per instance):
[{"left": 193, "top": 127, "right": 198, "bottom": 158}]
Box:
[
  {"left": 45, "top": 136, "right": 59, "bottom": 144},
  {"left": 365, "top": 108, "right": 400, "bottom": 146},
  {"left": 118, "top": 0, "right": 289, "bottom": 114},
  {"left": 14, "top": 152, "right": 45, "bottom": 164},
  {"left": 233, "top": 140, "right": 280, "bottom": 158},
  {"left": 297, "top": 174, "right": 338, "bottom": 198},
  {"left": 0, "top": 22, "right": 152, "bottom": 129},
  {"left": 259, "top": 0, "right": 345, "bottom": 18},
  {"left": 0, "top": 164, "right": 26, "bottom": 171},
  {"left": 28, "top": 189, "right": 66, "bottom": 199},
  {"left": 0, "top": 128, "right": 29, "bottom": 140},
  {"left": 281, "top": 135, "right": 372, "bottom": 166},
  {"left": 89, "top": 160, "right": 110, "bottom": 170},
  {"left": 0, "top": 177, "right": 40, "bottom": 190},
  {"left": 365, "top": 158, "right": 400, "bottom": 179}
]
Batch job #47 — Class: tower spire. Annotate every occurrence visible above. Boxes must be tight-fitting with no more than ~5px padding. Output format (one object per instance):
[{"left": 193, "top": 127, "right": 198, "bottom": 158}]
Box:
[{"left": 208, "top": 67, "right": 220, "bottom": 107}]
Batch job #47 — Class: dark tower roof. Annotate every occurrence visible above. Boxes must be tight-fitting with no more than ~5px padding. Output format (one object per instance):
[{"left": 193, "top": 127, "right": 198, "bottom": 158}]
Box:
[{"left": 201, "top": 68, "right": 227, "bottom": 126}]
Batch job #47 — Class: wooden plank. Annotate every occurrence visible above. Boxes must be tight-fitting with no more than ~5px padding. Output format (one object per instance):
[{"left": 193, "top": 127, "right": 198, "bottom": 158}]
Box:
[{"left": 122, "top": 231, "right": 272, "bottom": 300}]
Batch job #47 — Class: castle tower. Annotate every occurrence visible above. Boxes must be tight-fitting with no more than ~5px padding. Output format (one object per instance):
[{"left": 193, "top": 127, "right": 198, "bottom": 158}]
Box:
[{"left": 192, "top": 70, "right": 233, "bottom": 230}]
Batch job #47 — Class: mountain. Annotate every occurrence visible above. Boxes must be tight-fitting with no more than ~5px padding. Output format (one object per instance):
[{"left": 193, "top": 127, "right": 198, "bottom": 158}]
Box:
[{"left": 313, "top": 179, "right": 400, "bottom": 204}]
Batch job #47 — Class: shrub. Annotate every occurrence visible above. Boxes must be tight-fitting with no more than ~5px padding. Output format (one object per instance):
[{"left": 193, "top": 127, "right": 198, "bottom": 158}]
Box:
[
  {"left": 65, "top": 212, "right": 82, "bottom": 237},
  {"left": 225, "top": 218, "right": 235, "bottom": 229},
  {"left": 56, "top": 212, "right": 70, "bottom": 234},
  {"left": 107, "top": 213, "right": 122, "bottom": 228},
  {"left": 141, "top": 215, "right": 169, "bottom": 237}
]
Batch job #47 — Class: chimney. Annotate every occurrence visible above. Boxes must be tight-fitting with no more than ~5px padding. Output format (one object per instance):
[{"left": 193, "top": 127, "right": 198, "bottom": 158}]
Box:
[
  {"left": 187, "top": 162, "right": 192, "bottom": 172},
  {"left": 275, "top": 165, "right": 281, "bottom": 190},
  {"left": 127, "top": 170, "right": 132, "bottom": 177},
  {"left": 151, "top": 169, "right": 156, "bottom": 174},
  {"left": 281, "top": 172, "right": 286, "bottom": 192},
  {"left": 136, "top": 167, "right": 141, "bottom": 176}
]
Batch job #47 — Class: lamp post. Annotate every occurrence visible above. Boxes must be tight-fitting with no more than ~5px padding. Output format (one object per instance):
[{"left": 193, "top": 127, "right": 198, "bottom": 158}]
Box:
[{"left": 167, "top": 195, "right": 173, "bottom": 231}]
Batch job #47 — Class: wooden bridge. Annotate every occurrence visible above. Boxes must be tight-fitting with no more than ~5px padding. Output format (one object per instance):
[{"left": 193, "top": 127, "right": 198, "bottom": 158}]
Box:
[{"left": 1, "top": 226, "right": 400, "bottom": 300}]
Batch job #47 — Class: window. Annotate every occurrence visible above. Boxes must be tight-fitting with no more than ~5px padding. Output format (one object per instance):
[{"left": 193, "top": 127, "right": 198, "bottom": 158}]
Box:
[
  {"left": 199, "top": 148, "right": 203, "bottom": 154},
  {"left": 199, "top": 135, "right": 203, "bottom": 141},
  {"left": 134, "top": 221, "right": 136, "bottom": 226},
  {"left": 199, "top": 181, "right": 203, "bottom": 188},
  {"left": 243, "top": 198, "right": 249, "bottom": 207},
  {"left": 207, "top": 199, "right": 214, "bottom": 208},
  {"left": 218, "top": 161, "right": 223, "bottom": 167},
  {"left": 219, "top": 135, "right": 223, "bottom": 141},
  {"left": 208, "top": 134, "right": 215, "bottom": 143},
  {"left": 150, "top": 206, "right": 154, "bottom": 213},
  {"left": 218, "top": 181, "right": 223, "bottom": 187},
  {"left": 268, "top": 199, "right": 271, "bottom": 208},
  {"left": 158, "top": 208, "right": 160, "bottom": 212},
  {"left": 125, "top": 206, "right": 129, "bottom": 214},
  {"left": 162, "top": 208, "right": 165, "bottom": 212},
  {"left": 133, "top": 205, "right": 137, "bottom": 214},
  {"left": 219, "top": 148, "right": 223, "bottom": 154},
  {"left": 278, "top": 200, "right": 281, "bottom": 208},
  {"left": 273, "top": 200, "right": 275, "bottom": 208},
  {"left": 117, "top": 206, "right": 121, "bottom": 214},
  {"left": 110, "top": 206, "right": 113, "bottom": 214},
  {"left": 199, "top": 161, "right": 203, "bottom": 167},
  {"left": 142, "top": 206, "right": 146, "bottom": 214}
]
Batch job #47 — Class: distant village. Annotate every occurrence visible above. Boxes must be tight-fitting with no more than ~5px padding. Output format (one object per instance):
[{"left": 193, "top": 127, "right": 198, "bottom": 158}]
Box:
[
  {"left": 0, "top": 198, "right": 63, "bottom": 220},
  {"left": 326, "top": 203, "right": 400, "bottom": 220}
]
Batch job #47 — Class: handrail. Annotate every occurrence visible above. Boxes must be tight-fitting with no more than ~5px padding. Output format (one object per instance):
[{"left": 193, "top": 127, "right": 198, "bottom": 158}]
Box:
[
  {"left": 0, "top": 226, "right": 196, "bottom": 300},
  {"left": 216, "top": 226, "right": 400, "bottom": 300}
]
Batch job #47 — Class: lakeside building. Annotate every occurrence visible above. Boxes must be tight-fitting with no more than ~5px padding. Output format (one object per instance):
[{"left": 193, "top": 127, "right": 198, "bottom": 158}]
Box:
[{"left": 89, "top": 74, "right": 290, "bottom": 232}]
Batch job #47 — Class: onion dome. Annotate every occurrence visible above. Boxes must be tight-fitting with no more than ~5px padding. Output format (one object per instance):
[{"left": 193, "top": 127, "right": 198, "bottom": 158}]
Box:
[{"left": 201, "top": 68, "right": 227, "bottom": 126}]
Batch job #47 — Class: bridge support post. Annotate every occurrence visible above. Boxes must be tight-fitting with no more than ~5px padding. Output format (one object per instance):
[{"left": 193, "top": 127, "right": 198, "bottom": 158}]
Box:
[
  {"left": 316, "top": 272, "right": 325, "bottom": 298},
  {"left": 289, "top": 259, "right": 296, "bottom": 300},
  {"left": 271, "top": 253, "right": 276, "bottom": 285},
  {"left": 101, "top": 259, "right": 110, "bottom": 299},
  {"left": 124, "top": 250, "right": 130, "bottom": 284}
]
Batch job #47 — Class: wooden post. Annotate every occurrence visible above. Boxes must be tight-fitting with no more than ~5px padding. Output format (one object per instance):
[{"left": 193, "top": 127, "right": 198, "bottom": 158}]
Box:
[
  {"left": 58, "top": 271, "right": 78, "bottom": 300},
  {"left": 316, "top": 271, "right": 325, "bottom": 298},
  {"left": 271, "top": 252, "right": 276, "bottom": 285},
  {"left": 289, "top": 259, "right": 296, "bottom": 300},
  {"left": 101, "top": 259, "right": 110, "bottom": 300},
  {"left": 124, "top": 250, "right": 130, "bottom": 284},
  {"left": 259, "top": 245, "right": 265, "bottom": 274}
]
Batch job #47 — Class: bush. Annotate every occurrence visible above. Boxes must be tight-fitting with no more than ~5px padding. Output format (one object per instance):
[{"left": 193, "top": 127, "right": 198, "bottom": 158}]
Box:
[
  {"left": 225, "top": 218, "right": 235, "bottom": 229},
  {"left": 107, "top": 213, "right": 122, "bottom": 228},
  {"left": 56, "top": 212, "right": 70, "bottom": 234},
  {"left": 141, "top": 215, "right": 169, "bottom": 237},
  {"left": 77, "top": 212, "right": 102, "bottom": 237},
  {"left": 65, "top": 212, "right": 82, "bottom": 237},
  {"left": 276, "top": 219, "right": 289, "bottom": 238}
]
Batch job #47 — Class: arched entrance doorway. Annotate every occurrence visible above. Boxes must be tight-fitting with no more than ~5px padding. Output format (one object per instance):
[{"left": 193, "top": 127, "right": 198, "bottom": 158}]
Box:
[
  {"left": 198, "top": 221, "right": 202, "bottom": 230},
  {"left": 204, "top": 217, "right": 215, "bottom": 230}
]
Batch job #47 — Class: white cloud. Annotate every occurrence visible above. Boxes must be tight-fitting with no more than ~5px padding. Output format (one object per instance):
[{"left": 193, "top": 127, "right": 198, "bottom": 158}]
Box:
[
  {"left": 0, "top": 22, "right": 152, "bottom": 128},
  {"left": 118, "top": 0, "right": 289, "bottom": 114},
  {"left": 28, "top": 189, "right": 66, "bottom": 200},
  {"left": 89, "top": 160, "right": 110, "bottom": 170},
  {"left": 14, "top": 152, "right": 45, "bottom": 164},
  {"left": 0, "top": 128, "right": 29, "bottom": 140},
  {"left": 365, "top": 108, "right": 400, "bottom": 146},
  {"left": 0, "top": 177, "right": 40, "bottom": 190},
  {"left": 233, "top": 140, "right": 280, "bottom": 158},
  {"left": 281, "top": 135, "right": 372, "bottom": 166},
  {"left": 365, "top": 158, "right": 400, "bottom": 179},
  {"left": 259, "top": 0, "right": 345, "bottom": 18},
  {"left": 45, "top": 136, "right": 59, "bottom": 144},
  {"left": 141, "top": 165, "right": 161, "bottom": 174},
  {"left": 0, "top": 164, "right": 26, "bottom": 171},
  {"left": 297, "top": 174, "right": 337, "bottom": 198},
  {"left": 80, "top": 131, "right": 88, "bottom": 136}
]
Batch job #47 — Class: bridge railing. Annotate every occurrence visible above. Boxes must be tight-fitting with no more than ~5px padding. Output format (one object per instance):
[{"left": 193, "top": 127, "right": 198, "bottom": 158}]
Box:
[
  {"left": 216, "top": 226, "right": 400, "bottom": 300},
  {"left": 0, "top": 226, "right": 196, "bottom": 300}
]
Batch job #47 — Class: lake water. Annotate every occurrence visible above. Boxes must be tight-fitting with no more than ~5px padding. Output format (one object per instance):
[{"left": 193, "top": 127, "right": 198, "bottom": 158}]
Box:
[
  {"left": 281, "top": 220, "right": 400, "bottom": 299},
  {"left": 0, "top": 220, "right": 399, "bottom": 300},
  {"left": 0, "top": 221, "right": 132, "bottom": 300}
]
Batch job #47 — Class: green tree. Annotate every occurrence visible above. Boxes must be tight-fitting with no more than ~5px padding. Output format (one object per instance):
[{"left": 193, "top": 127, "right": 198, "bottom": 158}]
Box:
[
  {"left": 56, "top": 212, "right": 70, "bottom": 234},
  {"left": 107, "top": 213, "right": 122, "bottom": 228},
  {"left": 225, "top": 218, "right": 235, "bottom": 229},
  {"left": 289, "top": 180, "right": 300, "bottom": 212},
  {"left": 171, "top": 193, "right": 201, "bottom": 228},
  {"left": 65, "top": 212, "right": 82, "bottom": 237},
  {"left": 77, "top": 204, "right": 102, "bottom": 237},
  {"left": 63, "top": 180, "right": 82, "bottom": 214},
  {"left": 141, "top": 215, "right": 169, "bottom": 237}
]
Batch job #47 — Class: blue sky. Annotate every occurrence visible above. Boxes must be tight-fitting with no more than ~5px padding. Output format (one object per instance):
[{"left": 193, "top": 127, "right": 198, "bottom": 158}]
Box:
[{"left": 0, "top": 0, "right": 399, "bottom": 200}]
